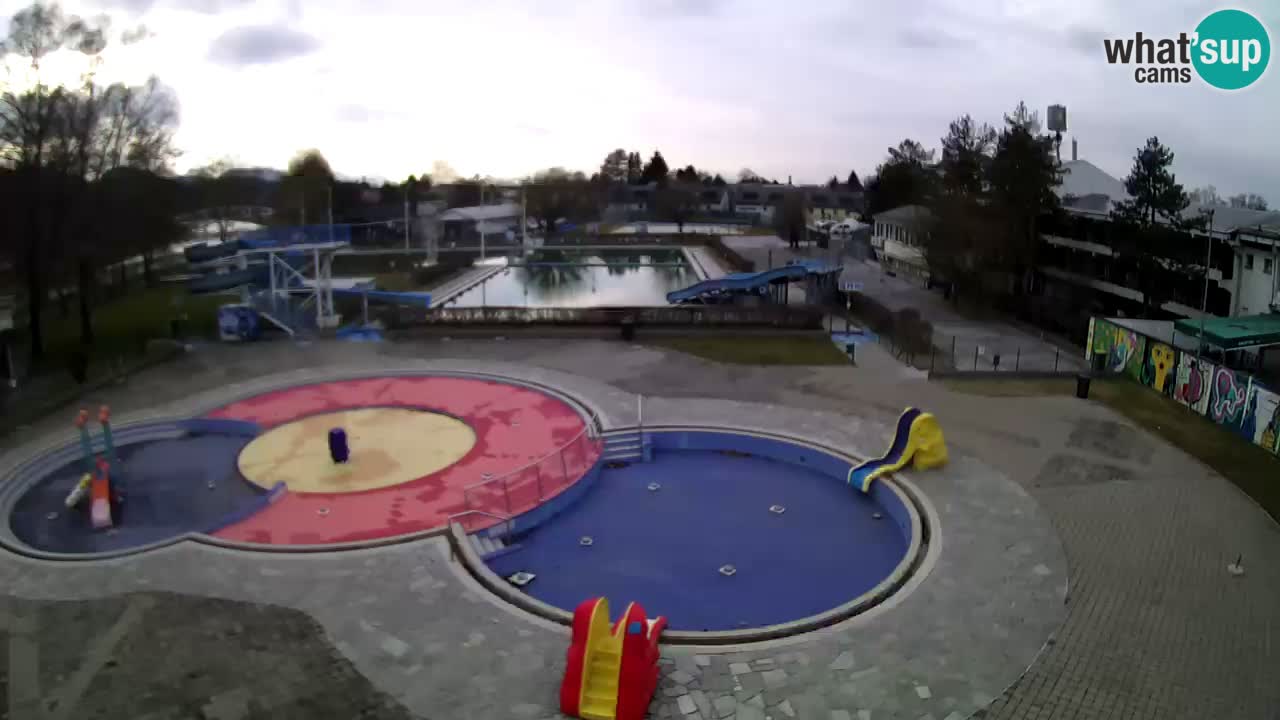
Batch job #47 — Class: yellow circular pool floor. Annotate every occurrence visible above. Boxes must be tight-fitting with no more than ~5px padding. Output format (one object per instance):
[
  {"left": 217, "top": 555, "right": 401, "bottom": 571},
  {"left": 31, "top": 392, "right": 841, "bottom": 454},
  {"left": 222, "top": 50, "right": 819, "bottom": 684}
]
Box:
[{"left": 237, "top": 408, "right": 477, "bottom": 494}]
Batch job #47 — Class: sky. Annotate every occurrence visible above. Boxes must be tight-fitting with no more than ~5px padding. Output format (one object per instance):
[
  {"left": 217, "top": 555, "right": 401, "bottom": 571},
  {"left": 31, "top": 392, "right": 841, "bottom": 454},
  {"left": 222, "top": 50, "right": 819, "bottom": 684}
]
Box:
[{"left": 2, "top": 0, "right": 1278, "bottom": 199}]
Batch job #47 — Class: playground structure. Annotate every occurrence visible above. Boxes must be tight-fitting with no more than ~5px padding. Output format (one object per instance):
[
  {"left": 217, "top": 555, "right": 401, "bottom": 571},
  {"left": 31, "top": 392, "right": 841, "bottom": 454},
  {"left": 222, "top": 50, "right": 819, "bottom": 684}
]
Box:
[
  {"left": 560, "top": 597, "right": 667, "bottom": 720},
  {"left": 71, "top": 407, "right": 120, "bottom": 529},
  {"left": 847, "top": 407, "right": 948, "bottom": 493},
  {"left": 665, "top": 259, "right": 842, "bottom": 305}
]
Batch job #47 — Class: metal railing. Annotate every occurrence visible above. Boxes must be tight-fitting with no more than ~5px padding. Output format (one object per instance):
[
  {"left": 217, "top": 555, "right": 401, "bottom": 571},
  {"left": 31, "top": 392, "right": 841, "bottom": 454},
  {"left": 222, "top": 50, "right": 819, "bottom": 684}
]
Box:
[
  {"left": 446, "top": 509, "right": 514, "bottom": 538},
  {"left": 454, "top": 411, "right": 604, "bottom": 533}
]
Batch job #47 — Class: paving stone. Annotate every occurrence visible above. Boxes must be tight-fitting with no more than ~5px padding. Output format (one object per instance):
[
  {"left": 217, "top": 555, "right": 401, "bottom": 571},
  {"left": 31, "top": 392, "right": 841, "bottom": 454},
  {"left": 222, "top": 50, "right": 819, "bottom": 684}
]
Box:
[
  {"left": 915, "top": 685, "right": 932, "bottom": 699},
  {"left": 736, "top": 703, "right": 766, "bottom": 720},
  {"left": 671, "top": 669, "right": 696, "bottom": 685},
  {"left": 690, "top": 690, "right": 712, "bottom": 717},
  {"left": 775, "top": 699, "right": 796, "bottom": 717},
  {"left": 694, "top": 655, "right": 712, "bottom": 667},
  {"left": 857, "top": 711, "right": 872, "bottom": 720},
  {"left": 830, "top": 711, "right": 852, "bottom": 720},
  {"left": 713, "top": 695, "right": 736, "bottom": 718},
  {"left": 729, "top": 662, "right": 752, "bottom": 675},
  {"left": 829, "top": 651, "right": 855, "bottom": 671},
  {"left": 677, "top": 694, "right": 698, "bottom": 715},
  {"left": 664, "top": 685, "right": 689, "bottom": 698},
  {"left": 761, "top": 669, "right": 788, "bottom": 689}
]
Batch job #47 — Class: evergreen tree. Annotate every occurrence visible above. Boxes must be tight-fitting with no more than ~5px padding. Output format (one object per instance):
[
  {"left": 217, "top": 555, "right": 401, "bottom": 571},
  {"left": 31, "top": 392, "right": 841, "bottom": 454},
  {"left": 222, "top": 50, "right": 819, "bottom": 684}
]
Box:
[
  {"left": 640, "top": 151, "right": 670, "bottom": 185},
  {"left": 846, "top": 169, "right": 863, "bottom": 191}
]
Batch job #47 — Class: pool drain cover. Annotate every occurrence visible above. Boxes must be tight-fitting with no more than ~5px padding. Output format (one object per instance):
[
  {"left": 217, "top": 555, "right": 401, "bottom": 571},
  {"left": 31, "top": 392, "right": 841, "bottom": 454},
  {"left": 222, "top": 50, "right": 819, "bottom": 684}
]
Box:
[
  {"left": 647, "top": 482, "right": 661, "bottom": 492},
  {"left": 769, "top": 504, "right": 786, "bottom": 514},
  {"left": 508, "top": 571, "right": 536, "bottom": 587},
  {"left": 579, "top": 536, "right": 594, "bottom": 547},
  {"left": 719, "top": 564, "right": 737, "bottom": 577}
]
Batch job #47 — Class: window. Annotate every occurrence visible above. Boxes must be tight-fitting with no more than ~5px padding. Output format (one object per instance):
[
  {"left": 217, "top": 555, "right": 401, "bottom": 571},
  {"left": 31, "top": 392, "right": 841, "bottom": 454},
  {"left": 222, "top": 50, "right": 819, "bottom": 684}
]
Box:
[
  {"left": 1245, "top": 254, "right": 1254, "bottom": 270},
  {"left": 1266, "top": 258, "right": 1274, "bottom": 275}
]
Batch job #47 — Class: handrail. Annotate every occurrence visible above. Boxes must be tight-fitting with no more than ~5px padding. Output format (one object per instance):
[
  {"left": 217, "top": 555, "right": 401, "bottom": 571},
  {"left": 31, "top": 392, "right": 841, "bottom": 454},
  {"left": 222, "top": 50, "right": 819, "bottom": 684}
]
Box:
[
  {"left": 461, "top": 422, "right": 593, "bottom": 493},
  {"left": 447, "top": 508, "right": 514, "bottom": 538},
  {"left": 459, "top": 407, "right": 604, "bottom": 519}
]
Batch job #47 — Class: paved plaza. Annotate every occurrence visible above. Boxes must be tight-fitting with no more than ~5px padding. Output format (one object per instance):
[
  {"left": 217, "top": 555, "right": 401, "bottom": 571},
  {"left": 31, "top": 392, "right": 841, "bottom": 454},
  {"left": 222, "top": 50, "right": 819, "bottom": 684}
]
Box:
[{"left": 1, "top": 336, "right": 1277, "bottom": 719}]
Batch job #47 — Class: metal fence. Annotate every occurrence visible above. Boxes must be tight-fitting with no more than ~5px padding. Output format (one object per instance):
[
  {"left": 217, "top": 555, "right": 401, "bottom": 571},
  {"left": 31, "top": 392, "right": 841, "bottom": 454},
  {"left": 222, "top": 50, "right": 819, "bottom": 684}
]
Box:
[
  {"left": 453, "top": 427, "right": 603, "bottom": 533},
  {"left": 928, "top": 330, "right": 1085, "bottom": 374},
  {"left": 388, "top": 304, "right": 826, "bottom": 329}
]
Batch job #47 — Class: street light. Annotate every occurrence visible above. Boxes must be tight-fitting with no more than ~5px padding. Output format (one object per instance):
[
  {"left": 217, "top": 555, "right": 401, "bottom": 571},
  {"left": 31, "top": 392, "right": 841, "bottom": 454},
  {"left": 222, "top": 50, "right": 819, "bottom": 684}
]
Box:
[{"left": 1198, "top": 208, "right": 1215, "bottom": 358}]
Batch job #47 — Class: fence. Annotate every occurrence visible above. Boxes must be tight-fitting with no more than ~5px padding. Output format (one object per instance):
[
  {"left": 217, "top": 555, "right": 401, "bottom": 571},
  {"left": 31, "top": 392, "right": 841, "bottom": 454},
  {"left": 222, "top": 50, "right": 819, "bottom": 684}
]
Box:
[
  {"left": 1088, "top": 317, "right": 1280, "bottom": 457},
  {"left": 387, "top": 304, "right": 826, "bottom": 330},
  {"left": 928, "top": 330, "right": 1080, "bottom": 374},
  {"left": 453, "top": 427, "right": 603, "bottom": 532}
]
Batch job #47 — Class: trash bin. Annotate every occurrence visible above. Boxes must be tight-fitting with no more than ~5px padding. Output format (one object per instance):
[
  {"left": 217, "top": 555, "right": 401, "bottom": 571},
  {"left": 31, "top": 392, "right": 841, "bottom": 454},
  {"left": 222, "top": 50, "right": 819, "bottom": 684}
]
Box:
[{"left": 1076, "top": 374, "right": 1091, "bottom": 399}]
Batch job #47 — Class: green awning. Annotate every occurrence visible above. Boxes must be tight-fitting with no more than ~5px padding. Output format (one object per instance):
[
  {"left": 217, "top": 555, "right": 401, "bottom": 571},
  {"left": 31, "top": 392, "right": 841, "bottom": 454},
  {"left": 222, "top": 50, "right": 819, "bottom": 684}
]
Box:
[{"left": 1174, "top": 313, "right": 1280, "bottom": 350}]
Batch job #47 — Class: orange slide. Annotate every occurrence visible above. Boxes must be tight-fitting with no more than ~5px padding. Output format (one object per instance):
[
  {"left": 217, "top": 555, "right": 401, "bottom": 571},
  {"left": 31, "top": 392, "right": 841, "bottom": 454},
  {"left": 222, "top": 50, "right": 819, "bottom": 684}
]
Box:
[{"left": 560, "top": 597, "right": 667, "bottom": 720}]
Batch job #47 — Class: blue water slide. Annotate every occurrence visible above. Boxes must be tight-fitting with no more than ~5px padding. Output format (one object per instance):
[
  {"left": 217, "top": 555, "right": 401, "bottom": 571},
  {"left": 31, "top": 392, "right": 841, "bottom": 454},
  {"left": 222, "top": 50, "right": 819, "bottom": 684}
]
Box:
[
  {"left": 666, "top": 260, "right": 840, "bottom": 304},
  {"left": 187, "top": 266, "right": 266, "bottom": 294}
]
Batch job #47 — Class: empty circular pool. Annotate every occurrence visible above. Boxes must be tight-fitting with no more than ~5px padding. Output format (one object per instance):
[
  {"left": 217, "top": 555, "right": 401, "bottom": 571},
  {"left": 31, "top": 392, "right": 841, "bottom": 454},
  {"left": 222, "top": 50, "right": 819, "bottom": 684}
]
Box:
[{"left": 481, "top": 428, "right": 922, "bottom": 636}]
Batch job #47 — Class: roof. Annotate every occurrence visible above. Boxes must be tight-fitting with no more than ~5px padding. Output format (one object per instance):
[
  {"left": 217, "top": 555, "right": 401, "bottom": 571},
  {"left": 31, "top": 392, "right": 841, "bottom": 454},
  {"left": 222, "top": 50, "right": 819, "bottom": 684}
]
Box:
[
  {"left": 1058, "top": 160, "right": 1128, "bottom": 205},
  {"left": 873, "top": 204, "right": 933, "bottom": 226},
  {"left": 1173, "top": 313, "right": 1280, "bottom": 350},
  {"left": 1184, "top": 204, "right": 1280, "bottom": 234},
  {"left": 439, "top": 203, "right": 521, "bottom": 222}
]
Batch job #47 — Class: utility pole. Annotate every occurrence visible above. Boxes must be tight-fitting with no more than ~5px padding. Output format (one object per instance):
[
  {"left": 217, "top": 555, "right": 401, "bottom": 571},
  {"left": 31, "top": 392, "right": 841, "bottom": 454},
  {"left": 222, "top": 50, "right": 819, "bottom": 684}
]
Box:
[
  {"left": 327, "top": 184, "right": 334, "bottom": 244},
  {"left": 480, "top": 184, "right": 486, "bottom": 260},
  {"left": 521, "top": 183, "right": 528, "bottom": 248},
  {"left": 404, "top": 184, "right": 411, "bottom": 251}
]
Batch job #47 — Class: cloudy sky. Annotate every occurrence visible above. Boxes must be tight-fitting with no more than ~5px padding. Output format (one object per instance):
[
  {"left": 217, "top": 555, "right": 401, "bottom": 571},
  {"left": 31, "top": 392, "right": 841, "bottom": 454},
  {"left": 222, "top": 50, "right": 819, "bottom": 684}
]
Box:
[{"left": 4, "top": 0, "right": 1278, "bottom": 199}]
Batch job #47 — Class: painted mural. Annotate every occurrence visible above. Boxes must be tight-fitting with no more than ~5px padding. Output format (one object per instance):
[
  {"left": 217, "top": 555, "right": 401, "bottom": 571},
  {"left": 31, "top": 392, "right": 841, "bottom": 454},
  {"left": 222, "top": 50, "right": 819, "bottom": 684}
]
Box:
[
  {"left": 1207, "top": 367, "right": 1250, "bottom": 427},
  {"left": 1141, "top": 342, "right": 1178, "bottom": 398},
  {"left": 1091, "top": 320, "right": 1143, "bottom": 375},
  {"left": 1240, "top": 383, "right": 1280, "bottom": 453},
  {"left": 1174, "top": 354, "right": 1213, "bottom": 415}
]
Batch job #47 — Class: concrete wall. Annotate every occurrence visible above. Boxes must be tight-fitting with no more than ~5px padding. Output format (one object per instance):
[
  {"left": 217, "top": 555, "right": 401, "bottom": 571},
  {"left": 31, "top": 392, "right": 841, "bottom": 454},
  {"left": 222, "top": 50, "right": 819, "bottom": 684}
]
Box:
[{"left": 1087, "top": 317, "right": 1280, "bottom": 455}]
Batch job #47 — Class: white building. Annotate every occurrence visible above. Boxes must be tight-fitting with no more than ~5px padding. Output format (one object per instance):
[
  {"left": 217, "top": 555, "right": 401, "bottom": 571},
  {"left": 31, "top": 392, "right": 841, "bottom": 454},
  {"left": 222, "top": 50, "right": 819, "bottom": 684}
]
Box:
[{"left": 871, "top": 205, "right": 933, "bottom": 283}]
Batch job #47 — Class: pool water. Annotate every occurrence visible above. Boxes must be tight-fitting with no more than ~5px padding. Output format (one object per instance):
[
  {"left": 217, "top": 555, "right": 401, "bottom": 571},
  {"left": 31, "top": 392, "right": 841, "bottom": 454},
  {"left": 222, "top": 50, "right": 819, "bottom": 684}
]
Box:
[
  {"left": 442, "top": 249, "right": 697, "bottom": 307},
  {"left": 487, "top": 447, "right": 910, "bottom": 631}
]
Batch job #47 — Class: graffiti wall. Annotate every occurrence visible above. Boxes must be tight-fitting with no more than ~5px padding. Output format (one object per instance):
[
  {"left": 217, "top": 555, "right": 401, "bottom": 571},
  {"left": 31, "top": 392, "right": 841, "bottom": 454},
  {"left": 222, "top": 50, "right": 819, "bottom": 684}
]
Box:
[
  {"left": 1175, "top": 354, "right": 1213, "bottom": 415},
  {"left": 1091, "top": 320, "right": 1143, "bottom": 376},
  {"left": 1141, "top": 342, "right": 1179, "bottom": 398},
  {"left": 1207, "top": 367, "right": 1250, "bottom": 427},
  {"left": 1240, "top": 383, "right": 1280, "bottom": 452},
  {"left": 1095, "top": 316, "right": 1280, "bottom": 457}
]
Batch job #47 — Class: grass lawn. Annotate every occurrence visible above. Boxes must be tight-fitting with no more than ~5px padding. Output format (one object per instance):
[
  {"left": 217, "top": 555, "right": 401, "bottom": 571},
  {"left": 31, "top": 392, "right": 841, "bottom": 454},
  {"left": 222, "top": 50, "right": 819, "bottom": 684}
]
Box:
[
  {"left": 43, "top": 284, "right": 226, "bottom": 364},
  {"left": 645, "top": 335, "right": 849, "bottom": 366},
  {"left": 943, "top": 376, "right": 1280, "bottom": 522}
]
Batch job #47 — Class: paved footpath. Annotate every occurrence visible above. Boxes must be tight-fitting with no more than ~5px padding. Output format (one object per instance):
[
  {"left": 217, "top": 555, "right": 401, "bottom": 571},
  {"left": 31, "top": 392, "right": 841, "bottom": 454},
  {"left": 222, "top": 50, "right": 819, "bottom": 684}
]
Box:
[{"left": 0, "top": 337, "right": 1276, "bottom": 719}]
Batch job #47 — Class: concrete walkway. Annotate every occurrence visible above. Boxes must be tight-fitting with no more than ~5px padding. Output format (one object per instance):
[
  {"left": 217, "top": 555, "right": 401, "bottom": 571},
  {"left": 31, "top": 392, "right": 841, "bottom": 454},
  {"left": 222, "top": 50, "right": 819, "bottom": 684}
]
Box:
[{"left": 0, "top": 337, "right": 1276, "bottom": 719}]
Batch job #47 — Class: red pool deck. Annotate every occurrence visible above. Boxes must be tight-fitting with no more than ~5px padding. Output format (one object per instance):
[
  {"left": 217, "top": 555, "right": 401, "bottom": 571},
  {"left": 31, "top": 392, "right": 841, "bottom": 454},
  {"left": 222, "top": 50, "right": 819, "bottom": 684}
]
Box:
[{"left": 206, "top": 376, "right": 600, "bottom": 546}]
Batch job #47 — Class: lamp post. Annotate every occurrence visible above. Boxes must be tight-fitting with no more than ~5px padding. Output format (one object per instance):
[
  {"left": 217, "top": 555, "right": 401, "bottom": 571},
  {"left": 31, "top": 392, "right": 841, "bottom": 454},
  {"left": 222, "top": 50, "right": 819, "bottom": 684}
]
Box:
[{"left": 1198, "top": 208, "right": 1215, "bottom": 358}]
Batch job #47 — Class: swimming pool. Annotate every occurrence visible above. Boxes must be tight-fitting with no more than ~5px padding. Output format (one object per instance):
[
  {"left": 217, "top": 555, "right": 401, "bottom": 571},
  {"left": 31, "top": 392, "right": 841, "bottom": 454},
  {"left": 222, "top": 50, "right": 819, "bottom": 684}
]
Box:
[
  {"left": 483, "top": 429, "right": 920, "bottom": 635},
  {"left": 441, "top": 249, "right": 697, "bottom": 307}
]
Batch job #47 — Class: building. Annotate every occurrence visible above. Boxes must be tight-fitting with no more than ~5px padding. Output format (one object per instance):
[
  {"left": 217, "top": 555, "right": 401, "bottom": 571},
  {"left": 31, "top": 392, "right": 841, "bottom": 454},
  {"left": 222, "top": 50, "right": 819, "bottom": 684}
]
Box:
[
  {"left": 1040, "top": 158, "right": 1280, "bottom": 325},
  {"left": 870, "top": 205, "right": 933, "bottom": 283},
  {"left": 439, "top": 202, "right": 523, "bottom": 245}
]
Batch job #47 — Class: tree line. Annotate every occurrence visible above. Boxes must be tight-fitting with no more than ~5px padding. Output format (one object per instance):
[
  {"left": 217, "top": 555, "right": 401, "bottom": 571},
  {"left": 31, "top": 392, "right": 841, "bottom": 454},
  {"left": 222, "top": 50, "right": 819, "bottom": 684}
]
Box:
[
  {"left": 861, "top": 100, "right": 1244, "bottom": 314},
  {"left": 1, "top": 2, "right": 181, "bottom": 367}
]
